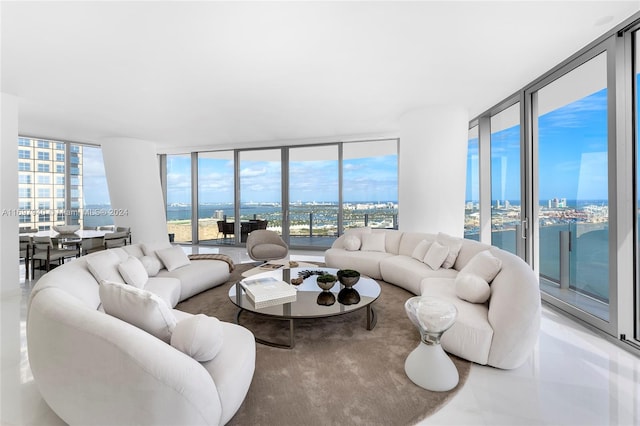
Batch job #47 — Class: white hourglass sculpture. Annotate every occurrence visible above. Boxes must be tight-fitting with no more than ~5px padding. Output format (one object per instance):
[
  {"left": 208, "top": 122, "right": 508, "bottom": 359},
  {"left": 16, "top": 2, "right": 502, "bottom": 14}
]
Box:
[{"left": 404, "top": 296, "right": 459, "bottom": 391}]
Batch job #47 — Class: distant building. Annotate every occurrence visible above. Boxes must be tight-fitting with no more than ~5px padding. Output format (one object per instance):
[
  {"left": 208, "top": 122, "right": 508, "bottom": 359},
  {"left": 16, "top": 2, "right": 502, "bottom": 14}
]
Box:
[
  {"left": 18, "top": 137, "right": 83, "bottom": 231},
  {"left": 548, "top": 197, "right": 567, "bottom": 208}
]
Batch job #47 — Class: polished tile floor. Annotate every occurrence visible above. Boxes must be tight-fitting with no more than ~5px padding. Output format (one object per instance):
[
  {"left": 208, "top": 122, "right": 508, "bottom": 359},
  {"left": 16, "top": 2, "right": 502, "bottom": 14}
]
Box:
[{"left": 2, "top": 247, "right": 639, "bottom": 426}]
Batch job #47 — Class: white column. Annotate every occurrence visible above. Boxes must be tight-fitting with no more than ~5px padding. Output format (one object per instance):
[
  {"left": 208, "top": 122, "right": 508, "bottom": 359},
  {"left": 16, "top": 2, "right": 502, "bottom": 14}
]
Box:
[
  {"left": 399, "top": 106, "right": 468, "bottom": 237},
  {"left": 100, "top": 138, "right": 168, "bottom": 244},
  {"left": 0, "top": 93, "right": 21, "bottom": 425},
  {"left": 1, "top": 93, "right": 19, "bottom": 297}
]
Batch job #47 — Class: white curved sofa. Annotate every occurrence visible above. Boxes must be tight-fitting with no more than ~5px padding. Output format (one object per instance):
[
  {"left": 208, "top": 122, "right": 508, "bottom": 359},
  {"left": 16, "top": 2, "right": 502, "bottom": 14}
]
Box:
[
  {"left": 27, "top": 243, "right": 255, "bottom": 425},
  {"left": 325, "top": 229, "right": 541, "bottom": 370}
]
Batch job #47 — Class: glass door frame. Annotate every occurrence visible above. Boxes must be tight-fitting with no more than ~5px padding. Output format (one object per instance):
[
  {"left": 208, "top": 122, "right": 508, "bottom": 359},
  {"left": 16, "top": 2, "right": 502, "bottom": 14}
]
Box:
[
  {"left": 482, "top": 97, "right": 528, "bottom": 260},
  {"left": 525, "top": 37, "right": 620, "bottom": 335}
]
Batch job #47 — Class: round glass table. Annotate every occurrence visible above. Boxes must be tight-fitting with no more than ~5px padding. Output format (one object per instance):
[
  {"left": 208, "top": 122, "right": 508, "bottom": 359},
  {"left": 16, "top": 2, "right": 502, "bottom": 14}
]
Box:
[{"left": 229, "top": 267, "right": 380, "bottom": 348}]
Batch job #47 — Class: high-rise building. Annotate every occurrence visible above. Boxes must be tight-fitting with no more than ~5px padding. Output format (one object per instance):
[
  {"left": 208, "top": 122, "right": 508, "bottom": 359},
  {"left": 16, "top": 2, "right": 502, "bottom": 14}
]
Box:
[{"left": 17, "top": 137, "right": 83, "bottom": 231}]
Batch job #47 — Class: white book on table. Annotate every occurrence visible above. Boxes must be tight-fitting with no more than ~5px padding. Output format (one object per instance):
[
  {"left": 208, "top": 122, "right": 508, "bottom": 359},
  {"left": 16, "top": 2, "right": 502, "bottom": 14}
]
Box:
[{"left": 240, "top": 276, "right": 297, "bottom": 307}]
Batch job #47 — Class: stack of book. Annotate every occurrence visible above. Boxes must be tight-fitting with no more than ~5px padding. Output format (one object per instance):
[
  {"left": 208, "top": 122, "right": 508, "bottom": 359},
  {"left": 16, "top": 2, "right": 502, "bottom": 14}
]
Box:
[{"left": 240, "top": 276, "right": 297, "bottom": 308}]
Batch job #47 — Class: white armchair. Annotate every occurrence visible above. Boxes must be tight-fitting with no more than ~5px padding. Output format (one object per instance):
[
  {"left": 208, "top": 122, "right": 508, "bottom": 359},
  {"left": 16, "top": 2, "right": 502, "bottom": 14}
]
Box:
[{"left": 246, "top": 230, "right": 288, "bottom": 262}]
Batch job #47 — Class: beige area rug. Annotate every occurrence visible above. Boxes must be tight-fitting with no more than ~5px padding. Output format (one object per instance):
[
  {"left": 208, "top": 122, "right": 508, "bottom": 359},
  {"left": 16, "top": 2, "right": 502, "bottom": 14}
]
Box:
[{"left": 176, "top": 263, "right": 471, "bottom": 426}]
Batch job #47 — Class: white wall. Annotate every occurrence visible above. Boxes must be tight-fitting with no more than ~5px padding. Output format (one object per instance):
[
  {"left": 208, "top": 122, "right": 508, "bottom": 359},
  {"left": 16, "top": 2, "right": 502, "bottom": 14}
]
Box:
[
  {"left": 0, "top": 94, "right": 21, "bottom": 424},
  {"left": 398, "top": 106, "right": 468, "bottom": 236},
  {"left": 100, "top": 138, "right": 168, "bottom": 244},
  {"left": 1, "top": 94, "right": 19, "bottom": 297}
]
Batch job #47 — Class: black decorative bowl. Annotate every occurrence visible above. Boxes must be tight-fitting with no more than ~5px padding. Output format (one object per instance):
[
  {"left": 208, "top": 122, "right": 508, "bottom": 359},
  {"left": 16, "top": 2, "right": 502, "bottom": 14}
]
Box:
[
  {"left": 338, "top": 288, "right": 361, "bottom": 305},
  {"left": 337, "top": 269, "right": 360, "bottom": 288},
  {"left": 317, "top": 292, "right": 336, "bottom": 306}
]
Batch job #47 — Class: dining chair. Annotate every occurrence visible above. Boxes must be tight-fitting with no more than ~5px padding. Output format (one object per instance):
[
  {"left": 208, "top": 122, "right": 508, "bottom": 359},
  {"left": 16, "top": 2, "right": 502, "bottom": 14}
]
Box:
[
  {"left": 103, "top": 231, "right": 129, "bottom": 249},
  {"left": 31, "top": 236, "right": 80, "bottom": 279},
  {"left": 116, "top": 227, "right": 132, "bottom": 244},
  {"left": 19, "top": 235, "right": 32, "bottom": 279}
]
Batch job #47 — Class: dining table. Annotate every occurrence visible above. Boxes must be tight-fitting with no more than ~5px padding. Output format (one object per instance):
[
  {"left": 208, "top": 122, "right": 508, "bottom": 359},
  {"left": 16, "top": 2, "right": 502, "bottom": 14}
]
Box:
[{"left": 28, "top": 229, "right": 114, "bottom": 255}]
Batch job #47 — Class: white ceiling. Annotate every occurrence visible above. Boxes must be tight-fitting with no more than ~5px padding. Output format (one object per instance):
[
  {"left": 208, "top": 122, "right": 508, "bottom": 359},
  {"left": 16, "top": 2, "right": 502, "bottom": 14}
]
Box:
[{"left": 2, "top": 1, "right": 639, "bottom": 152}]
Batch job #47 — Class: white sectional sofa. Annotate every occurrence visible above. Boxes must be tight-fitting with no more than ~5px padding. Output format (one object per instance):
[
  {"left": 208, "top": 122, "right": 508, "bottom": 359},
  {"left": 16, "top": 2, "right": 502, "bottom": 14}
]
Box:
[
  {"left": 27, "top": 243, "right": 255, "bottom": 426},
  {"left": 325, "top": 228, "right": 541, "bottom": 370}
]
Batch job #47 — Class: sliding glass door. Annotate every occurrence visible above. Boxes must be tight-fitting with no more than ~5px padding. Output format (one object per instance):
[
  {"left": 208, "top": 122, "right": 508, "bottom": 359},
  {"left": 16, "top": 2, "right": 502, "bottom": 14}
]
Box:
[
  {"left": 533, "top": 51, "right": 611, "bottom": 322},
  {"left": 288, "top": 145, "right": 339, "bottom": 248},
  {"left": 465, "top": 126, "right": 480, "bottom": 240},
  {"left": 166, "top": 154, "right": 192, "bottom": 243},
  {"left": 342, "top": 140, "right": 398, "bottom": 231},
  {"left": 490, "top": 103, "right": 522, "bottom": 257},
  {"left": 239, "top": 149, "right": 282, "bottom": 242},
  {"left": 198, "top": 151, "right": 235, "bottom": 244}
]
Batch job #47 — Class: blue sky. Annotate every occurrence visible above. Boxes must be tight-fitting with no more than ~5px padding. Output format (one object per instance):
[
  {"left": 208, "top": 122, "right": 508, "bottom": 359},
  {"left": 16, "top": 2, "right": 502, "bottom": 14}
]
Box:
[
  {"left": 165, "top": 153, "right": 399, "bottom": 204},
  {"left": 82, "top": 146, "right": 111, "bottom": 205},
  {"left": 466, "top": 88, "right": 608, "bottom": 203}
]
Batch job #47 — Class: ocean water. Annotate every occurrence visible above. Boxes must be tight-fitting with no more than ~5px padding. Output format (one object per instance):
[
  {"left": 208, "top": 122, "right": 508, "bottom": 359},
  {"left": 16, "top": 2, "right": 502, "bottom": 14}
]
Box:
[
  {"left": 167, "top": 203, "right": 398, "bottom": 229},
  {"left": 471, "top": 224, "right": 609, "bottom": 302}
]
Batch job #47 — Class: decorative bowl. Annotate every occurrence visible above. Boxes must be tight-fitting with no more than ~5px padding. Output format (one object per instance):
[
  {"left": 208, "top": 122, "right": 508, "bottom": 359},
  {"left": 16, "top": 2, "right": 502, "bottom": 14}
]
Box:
[
  {"left": 53, "top": 225, "right": 80, "bottom": 235},
  {"left": 338, "top": 288, "right": 361, "bottom": 305},
  {"left": 316, "top": 274, "right": 337, "bottom": 291},
  {"left": 316, "top": 292, "right": 336, "bottom": 306},
  {"left": 337, "top": 269, "right": 360, "bottom": 287}
]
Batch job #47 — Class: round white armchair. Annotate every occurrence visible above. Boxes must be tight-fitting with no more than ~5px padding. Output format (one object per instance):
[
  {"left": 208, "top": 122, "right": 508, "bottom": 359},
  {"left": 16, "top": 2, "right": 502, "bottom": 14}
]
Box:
[{"left": 246, "top": 230, "right": 289, "bottom": 262}]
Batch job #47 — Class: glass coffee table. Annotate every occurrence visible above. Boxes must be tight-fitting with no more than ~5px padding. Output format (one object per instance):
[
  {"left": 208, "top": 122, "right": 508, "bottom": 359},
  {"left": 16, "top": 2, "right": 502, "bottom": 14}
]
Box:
[{"left": 228, "top": 267, "right": 381, "bottom": 349}]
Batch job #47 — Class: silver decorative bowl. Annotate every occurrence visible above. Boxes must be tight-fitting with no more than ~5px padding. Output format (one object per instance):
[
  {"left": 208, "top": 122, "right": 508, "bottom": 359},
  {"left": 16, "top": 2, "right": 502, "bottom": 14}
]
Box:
[
  {"left": 316, "top": 275, "right": 337, "bottom": 291},
  {"left": 337, "top": 270, "right": 361, "bottom": 288},
  {"left": 53, "top": 225, "right": 80, "bottom": 235}
]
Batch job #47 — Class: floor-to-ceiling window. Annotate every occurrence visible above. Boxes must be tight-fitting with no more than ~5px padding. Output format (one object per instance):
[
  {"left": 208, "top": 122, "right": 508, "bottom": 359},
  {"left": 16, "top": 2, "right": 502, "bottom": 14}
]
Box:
[
  {"left": 197, "top": 151, "right": 235, "bottom": 244},
  {"left": 161, "top": 139, "right": 399, "bottom": 248},
  {"left": 469, "top": 29, "right": 632, "bottom": 342},
  {"left": 80, "top": 145, "right": 113, "bottom": 228},
  {"left": 289, "top": 145, "right": 339, "bottom": 247},
  {"left": 342, "top": 139, "right": 398, "bottom": 231},
  {"left": 166, "top": 154, "right": 192, "bottom": 243},
  {"left": 535, "top": 52, "right": 610, "bottom": 321},
  {"left": 490, "top": 103, "right": 522, "bottom": 256},
  {"left": 239, "top": 149, "right": 282, "bottom": 242},
  {"left": 17, "top": 137, "right": 108, "bottom": 231},
  {"left": 465, "top": 126, "right": 480, "bottom": 240}
]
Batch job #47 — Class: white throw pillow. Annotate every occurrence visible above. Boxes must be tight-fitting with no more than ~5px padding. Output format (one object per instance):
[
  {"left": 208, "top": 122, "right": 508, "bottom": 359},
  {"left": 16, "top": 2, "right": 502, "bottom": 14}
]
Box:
[
  {"left": 437, "top": 233, "right": 463, "bottom": 269},
  {"left": 344, "top": 227, "right": 372, "bottom": 236},
  {"left": 455, "top": 273, "right": 491, "bottom": 304},
  {"left": 459, "top": 250, "right": 503, "bottom": 283},
  {"left": 117, "top": 256, "right": 149, "bottom": 288},
  {"left": 360, "top": 232, "right": 386, "bottom": 252},
  {"left": 99, "top": 280, "right": 176, "bottom": 343},
  {"left": 411, "top": 240, "right": 432, "bottom": 262},
  {"left": 156, "top": 246, "right": 191, "bottom": 272},
  {"left": 171, "top": 314, "right": 224, "bottom": 362},
  {"left": 141, "top": 241, "right": 173, "bottom": 268},
  {"left": 342, "top": 227, "right": 371, "bottom": 249},
  {"left": 343, "top": 235, "right": 361, "bottom": 251},
  {"left": 140, "top": 255, "right": 162, "bottom": 277},
  {"left": 86, "top": 250, "right": 125, "bottom": 284},
  {"left": 122, "top": 244, "right": 145, "bottom": 259},
  {"left": 423, "top": 241, "right": 449, "bottom": 270}
]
